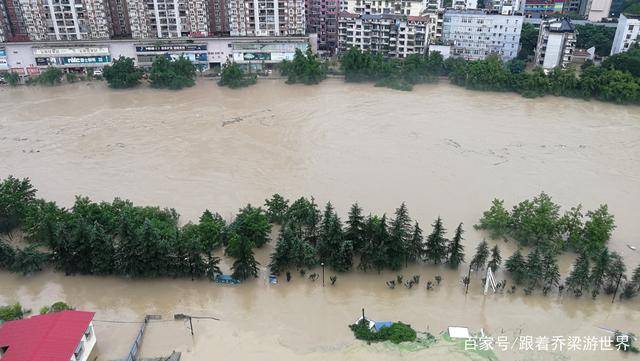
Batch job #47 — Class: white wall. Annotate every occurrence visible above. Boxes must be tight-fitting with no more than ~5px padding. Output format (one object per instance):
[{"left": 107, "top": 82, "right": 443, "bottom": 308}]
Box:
[{"left": 542, "top": 32, "right": 563, "bottom": 69}]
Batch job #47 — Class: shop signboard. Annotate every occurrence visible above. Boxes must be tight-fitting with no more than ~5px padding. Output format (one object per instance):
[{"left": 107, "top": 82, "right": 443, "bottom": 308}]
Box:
[
  {"left": 33, "top": 47, "right": 109, "bottom": 56},
  {"left": 270, "top": 52, "right": 295, "bottom": 61},
  {"left": 36, "top": 55, "right": 111, "bottom": 66},
  {"left": 136, "top": 44, "right": 207, "bottom": 52},
  {"left": 166, "top": 53, "right": 208, "bottom": 62},
  {"left": 0, "top": 49, "right": 8, "bottom": 70}
]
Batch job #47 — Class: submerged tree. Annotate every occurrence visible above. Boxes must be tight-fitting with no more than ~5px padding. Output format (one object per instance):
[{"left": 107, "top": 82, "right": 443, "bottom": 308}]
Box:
[
  {"left": 566, "top": 253, "right": 591, "bottom": 296},
  {"left": 103, "top": 57, "right": 143, "bottom": 89},
  {"left": 424, "top": 217, "right": 448, "bottom": 264},
  {"left": 345, "top": 203, "right": 365, "bottom": 253},
  {"left": 406, "top": 222, "right": 424, "bottom": 264},
  {"left": 226, "top": 233, "right": 259, "bottom": 280},
  {"left": 488, "top": 245, "right": 502, "bottom": 272},
  {"left": 230, "top": 204, "right": 271, "bottom": 248},
  {"left": 387, "top": 203, "right": 412, "bottom": 269},
  {"left": 447, "top": 223, "right": 465, "bottom": 269},
  {"left": 474, "top": 199, "right": 510, "bottom": 238},
  {"left": 264, "top": 194, "right": 289, "bottom": 224},
  {"left": 470, "top": 240, "right": 490, "bottom": 271},
  {"left": 505, "top": 249, "right": 528, "bottom": 285}
]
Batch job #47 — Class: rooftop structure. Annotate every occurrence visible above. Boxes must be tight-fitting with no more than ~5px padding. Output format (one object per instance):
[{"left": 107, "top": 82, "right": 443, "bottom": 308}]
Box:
[{"left": 0, "top": 310, "right": 96, "bottom": 361}]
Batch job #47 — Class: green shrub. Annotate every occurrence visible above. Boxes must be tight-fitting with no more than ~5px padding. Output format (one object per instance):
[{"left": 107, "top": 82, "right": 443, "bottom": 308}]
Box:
[{"left": 349, "top": 320, "right": 417, "bottom": 344}]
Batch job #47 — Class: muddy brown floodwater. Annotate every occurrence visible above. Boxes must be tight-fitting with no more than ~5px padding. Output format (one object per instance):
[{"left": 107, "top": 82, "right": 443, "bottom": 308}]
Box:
[{"left": 0, "top": 79, "right": 639, "bottom": 361}]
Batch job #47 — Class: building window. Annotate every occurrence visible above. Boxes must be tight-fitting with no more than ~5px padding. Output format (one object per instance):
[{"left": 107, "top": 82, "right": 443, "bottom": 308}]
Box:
[{"left": 74, "top": 342, "right": 84, "bottom": 359}]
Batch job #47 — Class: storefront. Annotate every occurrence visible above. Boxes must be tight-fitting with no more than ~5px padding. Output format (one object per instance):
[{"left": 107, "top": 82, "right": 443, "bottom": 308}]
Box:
[
  {"left": 231, "top": 41, "right": 308, "bottom": 71},
  {"left": 32, "top": 46, "right": 111, "bottom": 71},
  {"left": 135, "top": 43, "right": 209, "bottom": 70},
  {"left": 0, "top": 49, "right": 8, "bottom": 72}
]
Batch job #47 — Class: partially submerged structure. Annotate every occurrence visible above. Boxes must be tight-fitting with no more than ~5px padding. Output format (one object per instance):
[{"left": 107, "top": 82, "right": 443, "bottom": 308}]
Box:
[{"left": 0, "top": 310, "right": 96, "bottom": 361}]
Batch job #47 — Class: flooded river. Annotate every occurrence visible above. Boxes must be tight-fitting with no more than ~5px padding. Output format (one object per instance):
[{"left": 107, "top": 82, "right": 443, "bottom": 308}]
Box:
[{"left": 0, "top": 79, "right": 639, "bottom": 360}]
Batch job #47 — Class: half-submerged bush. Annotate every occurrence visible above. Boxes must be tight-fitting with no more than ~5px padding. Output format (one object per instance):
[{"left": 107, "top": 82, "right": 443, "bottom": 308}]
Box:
[{"left": 349, "top": 320, "right": 417, "bottom": 344}]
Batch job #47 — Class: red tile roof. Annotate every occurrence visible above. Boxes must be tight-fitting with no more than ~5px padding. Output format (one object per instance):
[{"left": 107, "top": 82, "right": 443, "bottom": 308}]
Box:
[{"left": 0, "top": 310, "right": 95, "bottom": 361}]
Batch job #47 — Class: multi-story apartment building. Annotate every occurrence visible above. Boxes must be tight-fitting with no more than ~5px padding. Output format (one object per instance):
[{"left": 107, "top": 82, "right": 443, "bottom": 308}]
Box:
[
  {"left": 579, "top": 0, "right": 612, "bottom": 21},
  {"left": 611, "top": 13, "right": 639, "bottom": 55},
  {"left": 346, "top": 0, "right": 424, "bottom": 16},
  {"left": 208, "top": 0, "right": 228, "bottom": 34},
  {"left": 522, "top": 0, "right": 564, "bottom": 13},
  {"left": 452, "top": 0, "right": 477, "bottom": 10},
  {"left": 442, "top": 9, "right": 523, "bottom": 61},
  {"left": 490, "top": 0, "right": 523, "bottom": 14},
  {"left": 126, "top": 0, "right": 209, "bottom": 38},
  {"left": 307, "top": 0, "right": 338, "bottom": 53},
  {"left": 228, "top": 0, "right": 305, "bottom": 36},
  {"left": 424, "top": 10, "right": 442, "bottom": 44},
  {"left": 424, "top": 0, "right": 442, "bottom": 11},
  {"left": 534, "top": 17, "right": 576, "bottom": 69},
  {"left": 338, "top": 12, "right": 428, "bottom": 58},
  {"left": 106, "top": 0, "right": 131, "bottom": 37}
]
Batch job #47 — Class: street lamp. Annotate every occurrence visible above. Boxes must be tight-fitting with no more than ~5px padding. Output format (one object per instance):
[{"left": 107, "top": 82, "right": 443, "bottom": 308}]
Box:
[{"left": 321, "top": 262, "right": 325, "bottom": 287}]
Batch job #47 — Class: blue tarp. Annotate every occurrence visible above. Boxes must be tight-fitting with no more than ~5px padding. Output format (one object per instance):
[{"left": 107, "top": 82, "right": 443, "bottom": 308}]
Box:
[
  {"left": 215, "top": 274, "right": 240, "bottom": 284},
  {"left": 374, "top": 321, "right": 393, "bottom": 331}
]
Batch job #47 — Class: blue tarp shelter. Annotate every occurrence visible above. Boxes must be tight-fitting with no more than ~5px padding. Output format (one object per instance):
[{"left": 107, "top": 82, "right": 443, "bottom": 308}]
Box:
[
  {"left": 215, "top": 274, "right": 241, "bottom": 284},
  {"left": 374, "top": 321, "right": 393, "bottom": 331}
]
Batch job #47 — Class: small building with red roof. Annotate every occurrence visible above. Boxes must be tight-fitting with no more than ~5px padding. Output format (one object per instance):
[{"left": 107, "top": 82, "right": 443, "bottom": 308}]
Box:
[{"left": 0, "top": 310, "right": 96, "bottom": 361}]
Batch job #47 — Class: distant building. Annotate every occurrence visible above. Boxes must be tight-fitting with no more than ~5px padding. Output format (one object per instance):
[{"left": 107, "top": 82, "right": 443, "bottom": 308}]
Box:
[
  {"left": 522, "top": 0, "right": 564, "bottom": 14},
  {"left": 345, "top": 0, "right": 425, "bottom": 16},
  {"left": 307, "top": 0, "right": 339, "bottom": 54},
  {"left": 579, "top": 0, "right": 611, "bottom": 21},
  {"left": 338, "top": 12, "right": 428, "bottom": 58},
  {"left": 611, "top": 13, "right": 639, "bottom": 55},
  {"left": 452, "top": 0, "right": 478, "bottom": 10},
  {"left": 579, "top": 0, "right": 612, "bottom": 22},
  {"left": 442, "top": 9, "right": 523, "bottom": 61},
  {"left": 126, "top": 0, "right": 211, "bottom": 39},
  {"left": 491, "top": 0, "right": 524, "bottom": 14},
  {"left": 429, "top": 43, "right": 451, "bottom": 57},
  {"left": 0, "top": 310, "right": 96, "bottom": 361},
  {"left": 424, "top": 10, "right": 443, "bottom": 44},
  {"left": 208, "top": 0, "right": 229, "bottom": 35},
  {"left": 424, "top": 0, "right": 443, "bottom": 11},
  {"left": 534, "top": 17, "right": 576, "bottom": 69},
  {"left": 228, "top": 0, "right": 306, "bottom": 36}
]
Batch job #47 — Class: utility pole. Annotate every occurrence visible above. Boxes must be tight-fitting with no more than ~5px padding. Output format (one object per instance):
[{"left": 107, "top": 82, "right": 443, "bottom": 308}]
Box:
[
  {"left": 465, "top": 265, "right": 472, "bottom": 294},
  {"left": 612, "top": 272, "right": 623, "bottom": 303}
]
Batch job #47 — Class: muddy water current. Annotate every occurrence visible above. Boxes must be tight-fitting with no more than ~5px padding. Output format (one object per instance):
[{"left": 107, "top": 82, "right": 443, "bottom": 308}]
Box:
[{"left": 0, "top": 79, "right": 639, "bottom": 360}]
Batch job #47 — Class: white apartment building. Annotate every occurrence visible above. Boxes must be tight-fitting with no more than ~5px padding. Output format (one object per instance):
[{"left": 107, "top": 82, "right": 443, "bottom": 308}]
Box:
[
  {"left": 338, "top": 12, "right": 428, "bottom": 58},
  {"left": 346, "top": 0, "right": 424, "bottom": 16},
  {"left": 423, "top": 0, "right": 442, "bottom": 11},
  {"left": 534, "top": 17, "right": 576, "bottom": 69},
  {"left": 228, "top": 0, "right": 305, "bottom": 36},
  {"left": 424, "top": 10, "right": 442, "bottom": 44},
  {"left": 490, "top": 0, "right": 523, "bottom": 14},
  {"left": 126, "top": 0, "right": 209, "bottom": 39},
  {"left": 442, "top": 9, "right": 522, "bottom": 61},
  {"left": 41, "top": 0, "right": 112, "bottom": 40},
  {"left": 611, "top": 14, "right": 639, "bottom": 55},
  {"left": 579, "top": 0, "right": 612, "bottom": 22},
  {"left": 452, "top": 0, "right": 477, "bottom": 10}
]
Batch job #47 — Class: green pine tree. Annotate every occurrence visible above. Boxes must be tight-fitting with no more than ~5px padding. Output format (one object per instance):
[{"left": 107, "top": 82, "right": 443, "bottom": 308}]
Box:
[
  {"left": 226, "top": 233, "right": 260, "bottom": 281},
  {"left": 487, "top": 245, "right": 502, "bottom": 272},
  {"left": 406, "top": 222, "right": 424, "bottom": 264},
  {"left": 425, "top": 217, "right": 448, "bottom": 264},
  {"left": 387, "top": 203, "right": 412, "bottom": 269},
  {"left": 345, "top": 203, "right": 365, "bottom": 253},
  {"left": 447, "top": 223, "right": 465, "bottom": 269},
  {"left": 505, "top": 249, "right": 527, "bottom": 285},
  {"left": 565, "top": 253, "right": 591, "bottom": 296},
  {"left": 470, "top": 240, "right": 490, "bottom": 271}
]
